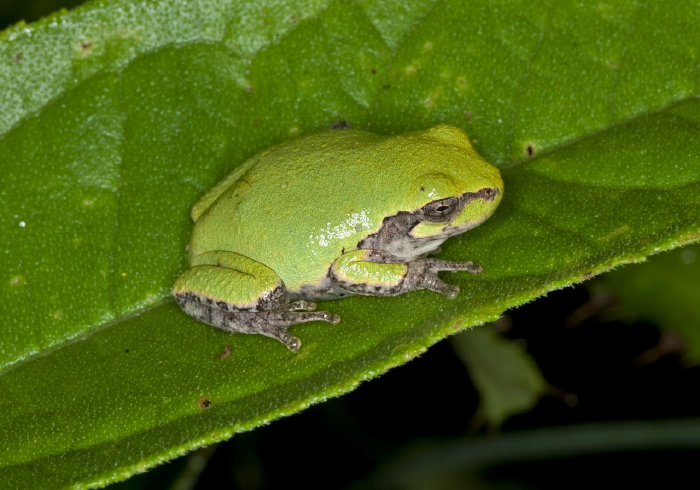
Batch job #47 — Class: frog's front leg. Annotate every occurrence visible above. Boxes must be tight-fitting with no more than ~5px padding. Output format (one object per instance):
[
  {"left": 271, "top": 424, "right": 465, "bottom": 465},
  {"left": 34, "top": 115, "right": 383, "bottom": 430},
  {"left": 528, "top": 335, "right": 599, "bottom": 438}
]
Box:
[
  {"left": 172, "top": 251, "right": 339, "bottom": 351},
  {"left": 330, "top": 249, "right": 482, "bottom": 298}
]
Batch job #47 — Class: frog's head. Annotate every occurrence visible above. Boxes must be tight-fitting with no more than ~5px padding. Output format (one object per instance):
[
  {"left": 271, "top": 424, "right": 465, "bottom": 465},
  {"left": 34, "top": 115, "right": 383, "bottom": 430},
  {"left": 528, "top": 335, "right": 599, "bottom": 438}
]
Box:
[
  {"left": 406, "top": 124, "right": 503, "bottom": 241},
  {"left": 367, "top": 124, "right": 503, "bottom": 261}
]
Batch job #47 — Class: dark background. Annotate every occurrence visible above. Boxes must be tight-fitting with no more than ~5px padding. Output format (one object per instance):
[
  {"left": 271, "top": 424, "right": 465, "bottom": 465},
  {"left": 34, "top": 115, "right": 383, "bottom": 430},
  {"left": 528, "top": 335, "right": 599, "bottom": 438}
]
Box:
[{"left": 1, "top": 0, "right": 84, "bottom": 29}]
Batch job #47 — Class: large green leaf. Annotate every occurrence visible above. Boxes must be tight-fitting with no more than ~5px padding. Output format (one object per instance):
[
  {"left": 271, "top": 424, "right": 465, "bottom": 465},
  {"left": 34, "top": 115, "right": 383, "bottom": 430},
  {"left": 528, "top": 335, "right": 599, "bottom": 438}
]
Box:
[{"left": 1, "top": 0, "right": 699, "bottom": 487}]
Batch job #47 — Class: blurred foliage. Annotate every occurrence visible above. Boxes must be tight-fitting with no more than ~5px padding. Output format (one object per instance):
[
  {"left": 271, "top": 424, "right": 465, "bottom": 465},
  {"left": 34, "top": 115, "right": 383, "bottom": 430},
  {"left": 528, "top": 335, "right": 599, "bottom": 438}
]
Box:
[
  {"left": 592, "top": 243, "right": 700, "bottom": 362},
  {"left": 452, "top": 324, "right": 548, "bottom": 428},
  {"left": 0, "top": 0, "right": 85, "bottom": 29}
]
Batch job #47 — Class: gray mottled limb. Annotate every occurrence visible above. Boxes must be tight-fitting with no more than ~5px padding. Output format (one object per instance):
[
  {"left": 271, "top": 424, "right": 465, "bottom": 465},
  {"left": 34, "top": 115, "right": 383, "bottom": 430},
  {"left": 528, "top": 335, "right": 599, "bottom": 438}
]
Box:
[
  {"left": 334, "top": 249, "right": 482, "bottom": 299},
  {"left": 174, "top": 291, "right": 340, "bottom": 351}
]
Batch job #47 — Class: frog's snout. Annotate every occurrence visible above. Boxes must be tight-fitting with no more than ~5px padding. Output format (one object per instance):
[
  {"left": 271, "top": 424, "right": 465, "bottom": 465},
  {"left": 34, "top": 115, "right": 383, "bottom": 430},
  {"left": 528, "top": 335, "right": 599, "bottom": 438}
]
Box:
[{"left": 482, "top": 186, "right": 500, "bottom": 202}]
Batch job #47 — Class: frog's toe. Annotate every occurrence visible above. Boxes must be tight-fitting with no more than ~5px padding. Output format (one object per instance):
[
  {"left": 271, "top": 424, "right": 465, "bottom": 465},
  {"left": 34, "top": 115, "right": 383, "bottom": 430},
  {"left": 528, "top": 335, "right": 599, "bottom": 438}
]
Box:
[
  {"left": 442, "top": 284, "right": 460, "bottom": 299},
  {"left": 263, "top": 311, "right": 340, "bottom": 351},
  {"left": 423, "top": 273, "right": 460, "bottom": 298},
  {"left": 291, "top": 311, "right": 341, "bottom": 324},
  {"left": 426, "top": 258, "right": 482, "bottom": 274},
  {"left": 288, "top": 300, "right": 317, "bottom": 311},
  {"left": 323, "top": 312, "right": 341, "bottom": 324},
  {"left": 454, "top": 261, "right": 482, "bottom": 274},
  {"left": 283, "top": 333, "right": 302, "bottom": 352},
  {"left": 262, "top": 325, "right": 301, "bottom": 352}
]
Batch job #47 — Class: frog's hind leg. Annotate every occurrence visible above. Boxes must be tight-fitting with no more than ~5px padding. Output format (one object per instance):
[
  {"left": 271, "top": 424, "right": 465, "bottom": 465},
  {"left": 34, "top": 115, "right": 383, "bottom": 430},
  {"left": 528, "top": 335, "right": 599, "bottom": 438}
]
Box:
[
  {"left": 174, "top": 294, "right": 339, "bottom": 351},
  {"left": 173, "top": 251, "right": 339, "bottom": 351}
]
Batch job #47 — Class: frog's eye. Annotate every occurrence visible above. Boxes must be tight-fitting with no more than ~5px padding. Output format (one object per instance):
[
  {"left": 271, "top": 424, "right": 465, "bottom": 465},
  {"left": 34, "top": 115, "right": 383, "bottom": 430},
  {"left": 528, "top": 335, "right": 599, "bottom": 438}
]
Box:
[{"left": 421, "top": 197, "right": 459, "bottom": 222}]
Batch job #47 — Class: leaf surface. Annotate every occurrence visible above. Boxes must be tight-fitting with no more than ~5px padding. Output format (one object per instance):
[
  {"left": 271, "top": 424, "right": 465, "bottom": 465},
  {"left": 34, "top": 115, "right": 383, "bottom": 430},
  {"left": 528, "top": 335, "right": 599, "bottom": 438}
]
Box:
[{"left": 1, "top": 0, "right": 699, "bottom": 487}]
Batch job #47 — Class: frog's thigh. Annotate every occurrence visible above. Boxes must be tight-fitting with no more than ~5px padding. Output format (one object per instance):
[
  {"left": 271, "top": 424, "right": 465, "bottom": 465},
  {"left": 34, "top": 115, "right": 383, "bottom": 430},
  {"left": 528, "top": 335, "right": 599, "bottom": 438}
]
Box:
[
  {"left": 173, "top": 251, "right": 340, "bottom": 351},
  {"left": 330, "top": 249, "right": 408, "bottom": 296},
  {"left": 173, "top": 251, "right": 286, "bottom": 311}
]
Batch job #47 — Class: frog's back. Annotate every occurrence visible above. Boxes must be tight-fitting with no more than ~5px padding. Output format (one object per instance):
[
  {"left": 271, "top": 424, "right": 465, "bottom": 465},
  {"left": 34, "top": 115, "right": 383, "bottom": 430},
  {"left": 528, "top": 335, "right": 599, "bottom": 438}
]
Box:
[{"left": 189, "top": 126, "right": 496, "bottom": 292}]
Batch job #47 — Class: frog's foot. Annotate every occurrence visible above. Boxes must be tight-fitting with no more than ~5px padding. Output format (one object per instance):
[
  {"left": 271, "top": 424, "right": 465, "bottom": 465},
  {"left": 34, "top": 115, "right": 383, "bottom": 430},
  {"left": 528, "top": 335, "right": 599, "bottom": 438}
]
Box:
[
  {"left": 178, "top": 302, "right": 341, "bottom": 352},
  {"left": 250, "top": 310, "right": 341, "bottom": 351},
  {"left": 232, "top": 310, "right": 340, "bottom": 352},
  {"left": 406, "top": 258, "right": 482, "bottom": 299}
]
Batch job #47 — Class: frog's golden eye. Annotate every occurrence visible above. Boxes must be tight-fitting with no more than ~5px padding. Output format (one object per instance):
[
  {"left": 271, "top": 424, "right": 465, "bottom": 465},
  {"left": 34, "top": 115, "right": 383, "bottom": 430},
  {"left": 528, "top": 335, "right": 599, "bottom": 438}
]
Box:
[{"left": 421, "top": 197, "right": 459, "bottom": 222}]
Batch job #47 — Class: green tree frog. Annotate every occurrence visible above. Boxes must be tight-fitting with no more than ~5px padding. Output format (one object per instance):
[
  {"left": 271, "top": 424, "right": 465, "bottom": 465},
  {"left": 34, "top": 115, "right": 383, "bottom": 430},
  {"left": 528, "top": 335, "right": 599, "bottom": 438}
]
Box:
[{"left": 173, "top": 124, "right": 503, "bottom": 351}]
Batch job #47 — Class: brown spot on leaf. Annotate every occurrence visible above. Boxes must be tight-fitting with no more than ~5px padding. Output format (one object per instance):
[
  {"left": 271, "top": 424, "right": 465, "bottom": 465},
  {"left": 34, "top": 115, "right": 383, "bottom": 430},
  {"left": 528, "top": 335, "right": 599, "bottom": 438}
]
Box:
[
  {"left": 79, "top": 41, "right": 94, "bottom": 51},
  {"left": 216, "top": 343, "right": 232, "bottom": 359},
  {"left": 198, "top": 397, "right": 212, "bottom": 409},
  {"left": 14, "top": 53, "right": 23, "bottom": 63},
  {"left": 10, "top": 275, "right": 24, "bottom": 287},
  {"left": 328, "top": 120, "right": 352, "bottom": 130}
]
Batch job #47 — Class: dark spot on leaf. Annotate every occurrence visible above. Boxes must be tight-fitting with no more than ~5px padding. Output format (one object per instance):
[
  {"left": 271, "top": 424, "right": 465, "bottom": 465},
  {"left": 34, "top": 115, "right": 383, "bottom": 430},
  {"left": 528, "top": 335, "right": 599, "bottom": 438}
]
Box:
[
  {"left": 198, "top": 397, "right": 212, "bottom": 409},
  {"left": 371, "top": 68, "right": 377, "bottom": 74},
  {"left": 382, "top": 84, "right": 391, "bottom": 89},
  {"left": 80, "top": 41, "right": 94, "bottom": 51},
  {"left": 420, "top": 187, "right": 425, "bottom": 192},
  {"left": 14, "top": 53, "right": 23, "bottom": 63},
  {"left": 216, "top": 343, "right": 232, "bottom": 359},
  {"left": 525, "top": 144, "right": 536, "bottom": 157},
  {"left": 124, "top": 349, "right": 130, "bottom": 353},
  {"left": 328, "top": 120, "right": 352, "bottom": 130}
]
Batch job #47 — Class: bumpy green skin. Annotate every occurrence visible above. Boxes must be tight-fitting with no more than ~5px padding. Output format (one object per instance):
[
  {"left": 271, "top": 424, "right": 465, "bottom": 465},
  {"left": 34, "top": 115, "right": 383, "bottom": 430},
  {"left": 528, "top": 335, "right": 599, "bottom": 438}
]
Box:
[{"left": 173, "top": 124, "right": 503, "bottom": 351}]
